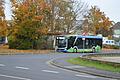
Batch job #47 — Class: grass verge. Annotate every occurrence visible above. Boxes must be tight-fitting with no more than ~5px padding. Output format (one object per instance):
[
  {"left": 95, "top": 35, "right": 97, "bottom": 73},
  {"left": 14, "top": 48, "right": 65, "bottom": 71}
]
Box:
[{"left": 67, "top": 57, "right": 120, "bottom": 73}]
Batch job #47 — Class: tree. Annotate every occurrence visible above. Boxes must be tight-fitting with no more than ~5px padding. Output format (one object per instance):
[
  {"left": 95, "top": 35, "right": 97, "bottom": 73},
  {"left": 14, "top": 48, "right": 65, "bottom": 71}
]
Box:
[
  {"left": 45, "top": 0, "right": 88, "bottom": 49},
  {"left": 0, "top": 0, "right": 8, "bottom": 37},
  {"left": 67, "top": 0, "right": 88, "bottom": 34},
  {"left": 47, "top": 0, "right": 88, "bottom": 34},
  {"left": 10, "top": 0, "right": 51, "bottom": 49},
  {"left": 83, "top": 6, "right": 113, "bottom": 36},
  {"left": 10, "top": 0, "right": 88, "bottom": 49}
]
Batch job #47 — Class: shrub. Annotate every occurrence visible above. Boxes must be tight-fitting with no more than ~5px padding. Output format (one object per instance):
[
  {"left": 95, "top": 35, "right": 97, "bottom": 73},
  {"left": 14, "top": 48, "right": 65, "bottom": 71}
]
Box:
[
  {"left": 8, "top": 36, "right": 32, "bottom": 50},
  {"left": 15, "top": 39, "right": 32, "bottom": 50},
  {"left": 8, "top": 35, "right": 53, "bottom": 50}
]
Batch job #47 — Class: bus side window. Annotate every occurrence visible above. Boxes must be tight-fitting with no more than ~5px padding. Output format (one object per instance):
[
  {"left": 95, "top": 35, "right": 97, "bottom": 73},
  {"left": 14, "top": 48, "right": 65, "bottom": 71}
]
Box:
[{"left": 86, "top": 39, "right": 89, "bottom": 45}]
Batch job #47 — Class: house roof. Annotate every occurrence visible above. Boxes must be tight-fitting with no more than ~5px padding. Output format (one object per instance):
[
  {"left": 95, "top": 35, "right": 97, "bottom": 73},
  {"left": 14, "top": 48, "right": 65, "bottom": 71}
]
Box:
[{"left": 112, "top": 22, "right": 120, "bottom": 29}]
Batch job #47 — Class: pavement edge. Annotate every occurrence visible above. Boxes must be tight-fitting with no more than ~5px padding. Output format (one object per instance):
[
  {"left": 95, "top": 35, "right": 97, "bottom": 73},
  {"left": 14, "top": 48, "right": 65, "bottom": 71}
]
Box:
[{"left": 49, "top": 58, "right": 120, "bottom": 80}]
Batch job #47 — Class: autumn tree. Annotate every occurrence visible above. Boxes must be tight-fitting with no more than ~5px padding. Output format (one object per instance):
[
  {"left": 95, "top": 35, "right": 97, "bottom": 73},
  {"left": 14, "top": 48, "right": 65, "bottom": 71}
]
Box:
[
  {"left": 83, "top": 6, "right": 113, "bottom": 36},
  {"left": 9, "top": 0, "right": 88, "bottom": 49},
  {"left": 10, "top": 0, "right": 51, "bottom": 49},
  {"left": 0, "top": 0, "right": 7, "bottom": 37}
]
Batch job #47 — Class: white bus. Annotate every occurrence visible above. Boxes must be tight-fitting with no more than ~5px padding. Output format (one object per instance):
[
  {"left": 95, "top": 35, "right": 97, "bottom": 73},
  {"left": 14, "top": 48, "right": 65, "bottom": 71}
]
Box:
[{"left": 54, "top": 35, "right": 102, "bottom": 53}]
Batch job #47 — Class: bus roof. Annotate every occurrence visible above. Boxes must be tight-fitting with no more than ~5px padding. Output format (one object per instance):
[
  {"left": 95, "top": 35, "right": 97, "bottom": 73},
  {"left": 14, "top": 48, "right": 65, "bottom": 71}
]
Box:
[
  {"left": 77, "top": 35, "right": 102, "bottom": 39},
  {"left": 57, "top": 35, "right": 102, "bottom": 39}
]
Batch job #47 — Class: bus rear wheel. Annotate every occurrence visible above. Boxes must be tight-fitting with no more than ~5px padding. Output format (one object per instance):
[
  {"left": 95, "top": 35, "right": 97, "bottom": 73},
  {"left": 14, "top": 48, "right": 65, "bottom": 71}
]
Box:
[{"left": 73, "top": 47, "right": 77, "bottom": 53}]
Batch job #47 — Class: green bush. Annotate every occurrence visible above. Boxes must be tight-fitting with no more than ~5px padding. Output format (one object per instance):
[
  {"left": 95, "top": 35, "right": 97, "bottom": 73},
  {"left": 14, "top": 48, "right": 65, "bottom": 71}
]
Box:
[
  {"left": 8, "top": 36, "right": 18, "bottom": 49},
  {"left": 112, "top": 45, "right": 120, "bottom": 49},
  {"left": 8, "top": 35, "right": 53, "bottom": 50},
  {"left": 8, "top": 36, "right": 32, "bottom": 50},
  {"left": 34, "top": 39, "right": 47, "bottom": 49},
  {"left": 16, "top": 39, "right": 32, "bottom": 50},
  {"left": 34, "top": 36, "right": 53, "bottom": 50}
]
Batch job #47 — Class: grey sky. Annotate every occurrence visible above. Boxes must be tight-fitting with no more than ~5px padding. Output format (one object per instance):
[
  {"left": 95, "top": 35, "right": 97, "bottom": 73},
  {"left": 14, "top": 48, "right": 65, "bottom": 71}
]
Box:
[{"left": 4, "top": 0, "right": 120, "bottom": 22}]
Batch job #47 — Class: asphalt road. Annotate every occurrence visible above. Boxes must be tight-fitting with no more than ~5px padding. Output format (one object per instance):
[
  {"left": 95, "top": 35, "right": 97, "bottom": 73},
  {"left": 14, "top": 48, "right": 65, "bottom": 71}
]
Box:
[{"left": 0, "top": 53, "right": 115, "bottom": 80}]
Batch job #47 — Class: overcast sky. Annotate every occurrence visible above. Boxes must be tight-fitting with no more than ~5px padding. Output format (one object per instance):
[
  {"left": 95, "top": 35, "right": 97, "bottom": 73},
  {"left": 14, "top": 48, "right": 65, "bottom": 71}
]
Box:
[
  {"left": 83, "top": 0, "right": 120, "bottom": 23},
  {"left": 4, "top": 0, "right": 120, "bottom": 23}
]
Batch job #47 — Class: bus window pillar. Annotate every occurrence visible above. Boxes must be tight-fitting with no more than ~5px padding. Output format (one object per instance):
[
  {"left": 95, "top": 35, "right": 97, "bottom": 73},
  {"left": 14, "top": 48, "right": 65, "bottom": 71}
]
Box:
[{"left": 82, "top": 38, "right": 85, "bottom": 53}]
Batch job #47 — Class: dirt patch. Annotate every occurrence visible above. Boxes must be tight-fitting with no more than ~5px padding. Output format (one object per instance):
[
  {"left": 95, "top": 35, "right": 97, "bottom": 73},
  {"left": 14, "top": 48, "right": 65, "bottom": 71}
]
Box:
[
  {"left": 0, "top": 49, "right": 54, "bottom": 55},
  {"left": 0, "top": 45, "right": 54, "bottom": 55}
]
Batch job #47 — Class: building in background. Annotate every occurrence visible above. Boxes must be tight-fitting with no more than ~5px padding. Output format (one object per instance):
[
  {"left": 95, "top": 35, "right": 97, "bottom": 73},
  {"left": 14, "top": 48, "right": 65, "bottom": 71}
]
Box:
[{"left": 111, "top": 22, "right": 120, "bottom": 46}]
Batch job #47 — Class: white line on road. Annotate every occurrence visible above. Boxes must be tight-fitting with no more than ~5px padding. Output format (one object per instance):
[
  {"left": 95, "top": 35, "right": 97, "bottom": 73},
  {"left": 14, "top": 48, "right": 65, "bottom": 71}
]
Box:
[
  {"left": 15, "top": 66, "right": 29, "bottom": 70},
  {"left": 75, "top": 74, "right": 97, "bottom": 78},
  {"left": 0, "top": 74, "right": 32, "bottom": 80},
  {"left": 42, "top": 70, "right": 59, "bottom": 74},
  {"left": 0, "top": 64, "right": 5, "bottom": 67}
]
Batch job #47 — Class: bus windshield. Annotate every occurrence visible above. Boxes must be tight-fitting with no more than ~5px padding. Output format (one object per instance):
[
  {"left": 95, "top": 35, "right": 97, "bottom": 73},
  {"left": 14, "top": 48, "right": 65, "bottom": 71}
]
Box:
[{"left": 56, "top": 36, "right": 66, "bottom": 48}]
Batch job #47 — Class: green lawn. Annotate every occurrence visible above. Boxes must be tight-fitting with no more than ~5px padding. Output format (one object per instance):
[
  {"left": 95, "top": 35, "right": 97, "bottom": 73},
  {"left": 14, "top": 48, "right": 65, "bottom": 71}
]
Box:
[{"left": 67, "top": 57, "right": 120, "bottom": 73}]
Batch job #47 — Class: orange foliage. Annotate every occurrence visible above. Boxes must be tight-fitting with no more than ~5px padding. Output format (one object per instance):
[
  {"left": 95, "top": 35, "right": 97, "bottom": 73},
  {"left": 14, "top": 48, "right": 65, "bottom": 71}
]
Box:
[
  {"left": 37, "top": 27, "right": 49, "bottom": 35},
  {"left": 87, "top": 6, "right": 113, "bottom": 35},
  {"left": 34, "top": 15, "right": 44, "bottom": 21}
]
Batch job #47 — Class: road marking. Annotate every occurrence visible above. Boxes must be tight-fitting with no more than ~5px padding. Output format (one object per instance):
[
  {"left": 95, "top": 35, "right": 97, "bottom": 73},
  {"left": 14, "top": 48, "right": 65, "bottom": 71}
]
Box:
[
  {"left": 15, "top": 66, "right": 29, "bottom": 70},
  {"left": 0, "top": 74, "right": 32, "bottom": 80},
  {"left": 42, "top": 70, "right": 59, "bottom": 74},
  {"left": 75, "top": 74, "right": 97, "bottom": 78},
  {"left": 0, "top": 64, "right": 5, "bottom": 67}
]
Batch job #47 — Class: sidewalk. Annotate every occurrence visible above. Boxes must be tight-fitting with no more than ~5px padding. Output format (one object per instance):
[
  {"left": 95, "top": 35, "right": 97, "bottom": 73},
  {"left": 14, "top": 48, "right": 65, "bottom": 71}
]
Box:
[
  {"left": 91, "top": 57, "right": 120, "bottom": 63},
  {"left": 50, "top": 57, "right": 120, "bottom": 79}
]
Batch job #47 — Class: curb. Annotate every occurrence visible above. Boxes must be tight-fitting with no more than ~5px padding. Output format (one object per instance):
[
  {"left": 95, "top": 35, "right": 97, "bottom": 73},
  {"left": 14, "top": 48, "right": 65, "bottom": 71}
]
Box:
[
  {"left": 49, "top": 58, "right": 120, "bottom": 79},
  {"left": 0, "top": 53, "right": 33, "bottom": 55}
]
